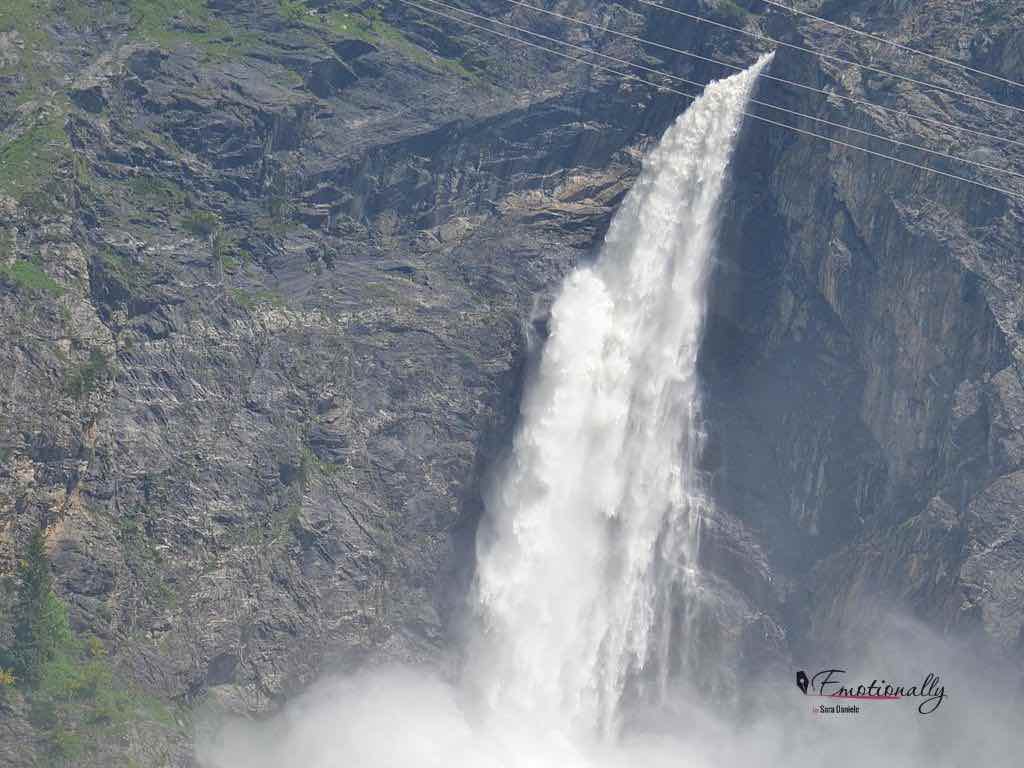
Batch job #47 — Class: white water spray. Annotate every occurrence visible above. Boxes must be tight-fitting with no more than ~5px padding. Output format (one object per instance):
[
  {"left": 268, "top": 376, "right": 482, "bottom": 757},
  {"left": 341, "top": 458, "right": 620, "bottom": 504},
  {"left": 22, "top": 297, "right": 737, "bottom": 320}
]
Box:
[{"left": 471, "top": 54, "right": 772, "bottom": 740}]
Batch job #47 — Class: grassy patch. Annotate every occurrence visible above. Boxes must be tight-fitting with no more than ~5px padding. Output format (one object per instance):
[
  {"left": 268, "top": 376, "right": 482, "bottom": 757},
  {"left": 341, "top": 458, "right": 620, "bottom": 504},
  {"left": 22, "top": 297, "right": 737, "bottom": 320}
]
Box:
[
  {"left": 231, "top": 286, "right": 285, "bottom": 309},
  {"left": 302, "top": 444, "right": 339, "bottom": 478},
  {"left": 180, "top": 212, "right": 252, "bottom": 271},
  {"left": 63, "top": 348, "right": 113, "bottom": 400},
  {"left": 1, "top": 3, "right": 107, "bottom": 103},
  {"left": 127, "top": 174, "right": 186, "bottom": 208},
  {"left": 60, "top": 0, "right": 116, "bottom": 29},
  {"left": 215, "top": 231, "right": 250, "bottom": 273},
  {"left": 279, "top": 0, "right": 309, "bottom": 24},
  {"left": 0, "top": 0, "right": 260, "bottom": 106},
  {"left": 7, "top": 0, "right": 260, "bottom": 60},
  {"left": 221, "top": 253, "right": 242, "bottom": 273},
  {"left": 0, "top": 0, "right": 54, "bottom": 89},
  {"left": 262, "top": 192, "right": 295, "bottom": 235},
  {"left": 897, "top": 516, "right": 919, "bottom": 533},
  {"left": 181, "top": 209, "right": 221, "bottom": 238},
  {"left": 96, "top": 249, "right": 158, "bottom": 295},
  {"left": 321, "top": 6, "right": 478, "bottom": 79},
  {"left": 0, "top": 0, "right": 49, "bottom": 49},
  {"left": 0, "top": 112, "right": 69, "bottom": 205},
  {"left": 118, "top": 0, "right": 259, "bottom": 58},
  {"left": 0, "top": 260, "right": 63, "bottom": 296},
  {"left": 211, "top": 227, "right": 237, "bottom": 257}
]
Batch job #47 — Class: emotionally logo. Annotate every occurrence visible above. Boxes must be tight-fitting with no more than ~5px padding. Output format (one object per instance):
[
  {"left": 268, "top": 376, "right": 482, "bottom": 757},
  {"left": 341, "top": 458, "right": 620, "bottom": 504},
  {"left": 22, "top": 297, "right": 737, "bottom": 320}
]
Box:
[{"left": 794, "top": 668, "right": 946, "bottom": 714}]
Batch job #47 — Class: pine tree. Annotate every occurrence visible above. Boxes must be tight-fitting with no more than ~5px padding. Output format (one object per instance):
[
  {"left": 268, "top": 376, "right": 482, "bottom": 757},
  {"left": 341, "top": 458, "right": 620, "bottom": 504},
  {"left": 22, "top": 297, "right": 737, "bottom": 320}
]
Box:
[{"left": 10, "top": 527, "right": 69, "bottom": 684}]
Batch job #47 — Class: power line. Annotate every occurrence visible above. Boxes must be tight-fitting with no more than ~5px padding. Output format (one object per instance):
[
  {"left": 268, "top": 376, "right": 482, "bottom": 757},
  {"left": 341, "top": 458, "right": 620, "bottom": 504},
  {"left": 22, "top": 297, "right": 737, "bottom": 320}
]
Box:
[
  {"left": 393, "top": 0, "right": 1024, "bottom": 202},
  {"left": 630, "top": 0, "right": 1024, "bottom": 117},
  {"left": 491, "top": 0, "right": 1024, "bottom": 150},
  {"left": 417, "top": 0, "right": 1024, "bottom": 181},
  {"left": 756, "top": 0, "right": 1024, "bottom": 92}
]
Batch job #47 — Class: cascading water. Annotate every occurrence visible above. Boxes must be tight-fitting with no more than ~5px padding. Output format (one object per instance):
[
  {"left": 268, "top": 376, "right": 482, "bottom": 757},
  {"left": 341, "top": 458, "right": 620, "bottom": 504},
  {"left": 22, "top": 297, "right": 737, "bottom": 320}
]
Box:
[{"left": 472, "top": 54, "right": 774, "bottom": 742}]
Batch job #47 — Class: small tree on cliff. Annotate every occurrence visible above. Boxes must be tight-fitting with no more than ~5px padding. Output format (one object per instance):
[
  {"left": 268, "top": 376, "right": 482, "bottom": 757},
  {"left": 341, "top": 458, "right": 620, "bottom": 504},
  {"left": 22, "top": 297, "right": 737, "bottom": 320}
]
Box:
[{"left": 8, "top": 528, "right": 71, "bottom": 685}]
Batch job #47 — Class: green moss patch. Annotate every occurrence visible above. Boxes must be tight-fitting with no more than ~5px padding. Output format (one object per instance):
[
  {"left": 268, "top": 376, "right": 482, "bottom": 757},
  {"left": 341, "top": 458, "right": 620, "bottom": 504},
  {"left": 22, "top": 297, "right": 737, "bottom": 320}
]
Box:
[
  {"left": 317, "top": 5, "right": 478, "bottom": 79},
  {"left": 231, "top": 286, "right": 285, "bottom": 309},
  {"left": 0, "top": 260, "right": 64, "bottom": 296},
  {"left": 0, "top": 112, "right": 69, "bottom": 204},
  {"left": 121, "top": 0, "right": 260, "bottom": 57},
  {"left": 63, "top": 348, "right": 114, "bottom": 399}
]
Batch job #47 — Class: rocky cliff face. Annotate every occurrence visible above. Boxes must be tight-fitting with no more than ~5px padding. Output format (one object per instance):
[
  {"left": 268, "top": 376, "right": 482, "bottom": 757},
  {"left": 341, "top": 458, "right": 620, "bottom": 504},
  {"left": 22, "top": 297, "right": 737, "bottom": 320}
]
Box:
[
  {"left": 704, "top": 0, "right": 1024, "bottom": 668},
  {"left": 0, "top": 0, "right": 1021, "bottom": 764}
]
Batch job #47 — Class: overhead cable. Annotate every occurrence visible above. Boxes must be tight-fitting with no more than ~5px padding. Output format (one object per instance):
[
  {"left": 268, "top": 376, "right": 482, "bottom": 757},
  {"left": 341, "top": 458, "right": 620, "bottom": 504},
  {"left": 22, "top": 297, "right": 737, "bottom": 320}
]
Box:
[
  {"left": 419, "top": 0, "right": 1024, "bottom": 181},
  {"left": 492, "top": 0, "right": 1024, "bottom": 150},
  {"left": 393, "top": 0, "right": 1024, "bottom": 201},
  {"left": 630, "top": 0, "right": 1024, "bottom": 116},
  {"left": 756, "top": 0, "right": 1024, "bottom": 92}
]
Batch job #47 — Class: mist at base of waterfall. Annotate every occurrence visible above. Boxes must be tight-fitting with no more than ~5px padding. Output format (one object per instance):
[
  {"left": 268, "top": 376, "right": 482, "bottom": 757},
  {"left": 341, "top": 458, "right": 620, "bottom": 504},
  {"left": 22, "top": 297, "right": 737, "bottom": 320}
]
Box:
[{"left": 195, "top": 618, "right": 1021, "bottom": 768}]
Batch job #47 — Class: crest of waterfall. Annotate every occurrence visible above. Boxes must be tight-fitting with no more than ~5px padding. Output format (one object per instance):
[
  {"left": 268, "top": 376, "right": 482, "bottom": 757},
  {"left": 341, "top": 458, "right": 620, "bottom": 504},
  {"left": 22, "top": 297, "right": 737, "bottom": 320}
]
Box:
[{"left": 472, "top": 53, "right": 774, "bottom": 740}]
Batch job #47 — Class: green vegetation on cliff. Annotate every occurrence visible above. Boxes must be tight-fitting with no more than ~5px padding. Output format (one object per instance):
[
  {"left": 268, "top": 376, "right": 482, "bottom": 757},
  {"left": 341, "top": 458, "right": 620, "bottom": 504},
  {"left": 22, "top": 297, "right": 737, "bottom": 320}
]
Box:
[
  {"left": 6, "top": 529, "right": 63, "bottom": 685},
  {"left": 287, "top": 1, "right": 481, "bottom": 78},
  {"left": 0, "top": 529, "right": 175, "bottom": 766},
  {"left": 63, "top": 348, "right": 114, "bottom": 400},
  {"left": 123, "top": 0, "right": 260, "bottom": 57},
  {"left": 0, "top": 111, "right": 69, "bottom": 206},
  {"left": 0, "top": 260, "right": 64, "bottom": 297}
]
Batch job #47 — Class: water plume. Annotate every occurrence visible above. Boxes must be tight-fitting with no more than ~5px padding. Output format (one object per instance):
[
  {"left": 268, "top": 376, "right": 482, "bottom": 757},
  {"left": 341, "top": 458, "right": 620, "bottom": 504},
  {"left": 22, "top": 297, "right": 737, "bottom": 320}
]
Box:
[{"left": 469, "top": 52, "right": 773, "bottom": 740}]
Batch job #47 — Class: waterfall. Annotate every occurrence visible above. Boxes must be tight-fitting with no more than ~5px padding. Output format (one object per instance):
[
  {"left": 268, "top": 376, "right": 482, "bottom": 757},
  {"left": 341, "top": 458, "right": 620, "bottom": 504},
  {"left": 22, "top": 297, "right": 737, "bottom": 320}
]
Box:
[{"left": 472, "top": 54, "right": 773, "bottom": 740}]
